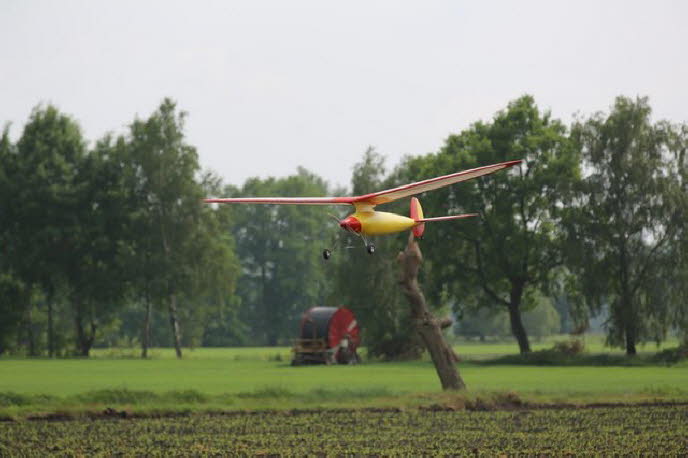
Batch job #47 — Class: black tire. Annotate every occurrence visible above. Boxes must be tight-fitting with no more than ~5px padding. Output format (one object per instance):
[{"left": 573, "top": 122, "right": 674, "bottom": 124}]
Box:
[
  {"left": 322, "top": 249, "right": 332, "bottom": 260},
  {"left": 366, "top": 244, "right": 375, "bottom": 254}
]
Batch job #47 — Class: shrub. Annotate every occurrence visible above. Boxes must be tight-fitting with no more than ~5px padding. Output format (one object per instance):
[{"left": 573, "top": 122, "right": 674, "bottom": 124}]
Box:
[
  {"left": 552, "top": 339, "right": 585, "bottom": 355},
  {"left": 651, "top": 347, "right": 688, "bottom": 364}
]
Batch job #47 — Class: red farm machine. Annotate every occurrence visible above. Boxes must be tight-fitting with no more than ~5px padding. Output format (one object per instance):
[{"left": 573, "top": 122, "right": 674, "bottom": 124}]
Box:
[{"left": 291, "top": 306, "right": 361, "bottom": 365}]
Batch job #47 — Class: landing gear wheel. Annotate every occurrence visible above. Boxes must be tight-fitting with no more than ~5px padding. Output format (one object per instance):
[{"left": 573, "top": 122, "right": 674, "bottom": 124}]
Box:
[
  {"left": 322, "top": 249, "right": 332, "bottom": 260},
  {"left": 366, "top": 244, "right": 375, "bottom": 255}
]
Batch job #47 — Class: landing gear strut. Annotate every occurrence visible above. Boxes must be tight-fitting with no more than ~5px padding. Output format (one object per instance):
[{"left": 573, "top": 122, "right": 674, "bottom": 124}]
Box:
[
  {"left": 323, "top": 233, "right": 376, "bottom": 260},
  {"left": 361, "top": 234, "right": 375, "bottom": 255}
]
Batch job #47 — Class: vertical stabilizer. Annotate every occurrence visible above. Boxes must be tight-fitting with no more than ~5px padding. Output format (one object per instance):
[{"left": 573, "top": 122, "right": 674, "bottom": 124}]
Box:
[{"left": 410, "top": 197, "right": 425, "bottom": 238}]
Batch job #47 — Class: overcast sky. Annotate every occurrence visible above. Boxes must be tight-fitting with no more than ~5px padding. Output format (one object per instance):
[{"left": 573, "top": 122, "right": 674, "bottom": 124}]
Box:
[{"left": 2, "top": 0, "right": 687, "bottom": 190}]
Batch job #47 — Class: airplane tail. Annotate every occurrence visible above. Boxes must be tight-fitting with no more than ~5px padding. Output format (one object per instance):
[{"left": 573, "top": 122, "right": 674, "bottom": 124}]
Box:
[
  {"left": 410, "top": 197, "right": 478, "bottom": 238},
  {"left": 409, "top": 197, "right": 425, "bottom": 238}
]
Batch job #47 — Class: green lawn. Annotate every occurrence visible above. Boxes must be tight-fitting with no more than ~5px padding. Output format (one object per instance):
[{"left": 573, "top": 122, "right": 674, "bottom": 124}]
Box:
[
  {"left": 2, "top": 347, "right": 686, "bottom": 397},
  {"left": 1, "top": 341, "right": 685, "bottom": 418},
  {"left": 454, "top": 334, "right": 676, "bottom": 358},
  {"left": 86, "top": 334, "right": 676, "bottom": 360}
]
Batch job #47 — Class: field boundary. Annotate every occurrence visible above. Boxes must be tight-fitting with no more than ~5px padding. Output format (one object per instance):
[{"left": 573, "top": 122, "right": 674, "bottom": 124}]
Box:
[{"left": 5, "top": 400, "right": 688, "bottom": 423}]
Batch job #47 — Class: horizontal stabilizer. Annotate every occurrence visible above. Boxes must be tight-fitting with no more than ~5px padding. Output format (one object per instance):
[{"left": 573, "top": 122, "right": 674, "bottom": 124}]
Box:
[{"left": 416, "top": 213, "right": 478, "bottom": 223}]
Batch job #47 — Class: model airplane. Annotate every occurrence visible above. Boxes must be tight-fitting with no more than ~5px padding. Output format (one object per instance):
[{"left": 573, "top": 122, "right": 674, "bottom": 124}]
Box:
[{"left": 205, "top": 159, "right": 521, "bottom": 259}]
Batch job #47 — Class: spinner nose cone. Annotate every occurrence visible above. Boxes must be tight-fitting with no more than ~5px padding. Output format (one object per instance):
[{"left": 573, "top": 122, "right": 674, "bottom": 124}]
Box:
[{"left": 339, "top": 216, "right": 362, "bottom": 233}]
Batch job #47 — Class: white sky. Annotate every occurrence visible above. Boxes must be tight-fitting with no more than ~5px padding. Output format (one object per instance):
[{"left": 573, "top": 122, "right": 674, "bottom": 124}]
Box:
[{"left": 1, "top": 0, "right": 687, "bottom": 190}]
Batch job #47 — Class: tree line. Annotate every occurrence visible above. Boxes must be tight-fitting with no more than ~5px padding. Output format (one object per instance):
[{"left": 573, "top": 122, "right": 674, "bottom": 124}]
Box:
[{"left": 1, "top": 95, "right": 686, "bottom": 358}]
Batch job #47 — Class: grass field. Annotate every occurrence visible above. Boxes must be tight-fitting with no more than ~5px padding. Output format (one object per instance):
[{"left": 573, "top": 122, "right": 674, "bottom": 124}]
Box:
[
  {"left": 1, "top": 339, "right": 686, "bottom": 419},
  {"left": 2, "top": 354, "right": 687, "bottom": 398},
  {"left": 81, "top": 334, "right": 676, "bottom": 359},
  {"left": 2, "top": 341, "right": 686, "bottom": 454}
]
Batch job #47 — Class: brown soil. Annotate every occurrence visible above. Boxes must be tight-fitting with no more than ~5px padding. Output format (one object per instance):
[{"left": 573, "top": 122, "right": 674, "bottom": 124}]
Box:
[{"left": 14, "top": 400, "right": 688, "bottom": 423}]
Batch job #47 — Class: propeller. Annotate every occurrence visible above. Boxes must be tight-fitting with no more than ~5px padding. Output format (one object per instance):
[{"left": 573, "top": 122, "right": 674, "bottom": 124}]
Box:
[
  {"left": 327, "top": 213, "right": 342, "bottom": 225},
  {"left": 322, "top": 212, "right": 358, "bottom": 260}
]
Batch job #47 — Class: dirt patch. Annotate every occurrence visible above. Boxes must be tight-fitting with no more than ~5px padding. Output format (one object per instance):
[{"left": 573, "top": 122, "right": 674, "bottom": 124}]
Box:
[
  {"left": 10, "top": 400, "right": 688, "bottom": 423},
  {"left": 26, "top": 412, "right": 76, "bottom": 422}
]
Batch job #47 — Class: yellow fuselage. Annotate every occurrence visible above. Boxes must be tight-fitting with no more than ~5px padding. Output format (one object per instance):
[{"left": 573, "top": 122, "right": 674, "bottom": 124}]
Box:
[{"left": 352, "top": 210, "right": 417, "bottom": 236}]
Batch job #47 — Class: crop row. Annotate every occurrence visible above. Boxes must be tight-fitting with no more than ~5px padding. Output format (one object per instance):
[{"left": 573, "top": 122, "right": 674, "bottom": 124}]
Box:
[{"left": 1, "top": 405, "right": 687, "bottom": 455}]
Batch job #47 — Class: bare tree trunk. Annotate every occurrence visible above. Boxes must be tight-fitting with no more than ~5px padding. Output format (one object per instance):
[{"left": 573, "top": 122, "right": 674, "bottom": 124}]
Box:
[
  {"left": 168, "top": 294, "right": 183, "bottom": 359},
  {"left": 26, "top": 308, "right": 37, "bottom": 357},
  {"left": 624, "top": 321, "right": 637, "bottom": 355},
  {"left": 160, "top": 217, "right": 182, "bottom": 358},
  {"left": 141, "top": 294, "right": 152, "bottom": 358},
  {"left": 619, "top": 246, "right": 637, "bottom": 356},
  {"left": 47, "top": 298, "right": 54, "bottom": 358},
  {"left": 508, "top": 303, "right": 531, "bottom": 354},
  {"left": 507, "top": 281, "right": 531, "bottom": 354},
  {"left": 74, "top": 299, "right": 96, "bottom": 357},
  {"left": 397, "top": 233, "right": 466, "bottom": 391}
]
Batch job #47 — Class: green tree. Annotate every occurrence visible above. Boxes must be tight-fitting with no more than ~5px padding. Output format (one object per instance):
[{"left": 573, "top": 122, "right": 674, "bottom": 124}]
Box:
[
  {"left": 0, "top": 274, "right": 26, "bottom": 354},
  {"left": 0, "top": 127, "right": 23, "bottom": 354},
  {"left": 455, "top": 307, "right": 510, "bottom": 340},
  {"left": 0, "top": 129, "right": 25, "bottom": 352},
  {"left": 403, "top": 95, "right": 580, "bottom": 354},
  {"left": 12, "top": 106, "right": 89, "bottom": 356},
  {"left": 1, "top": 101, "right": 241, "bottom": 355},
  {"left": 229, "top": 168, "right": 330, "bottom": 346},
  {"left": 181, "top": 171, "right": 241, "bottom": 348},
  {"left": 66, "top": 135, "right": 137, "bottom": 355},
  {"left": 125, "top": 98, "right": 205, "bottom": 358},
  {"left": 672, "top": 124, "right": 688, "bottom": 347},
  {"left": 457, "top": 294, "right": 560, "bottom": 342},
  {"left": 567, "top": 96, "right": 686, "bottom": 355},
  {"left": 8, "top": 107, "right": 137, "bottom": 356},
  {"left": 521, "top": 293, "right": 561, "bottom": 340}
]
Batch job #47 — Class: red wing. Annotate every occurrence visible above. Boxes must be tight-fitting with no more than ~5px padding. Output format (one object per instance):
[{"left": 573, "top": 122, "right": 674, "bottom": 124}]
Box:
[
  {"left": 204, "top": 160, "right": 521, "bottom": 207},
  {"left": 352, "top": 160, "right": 522, "bottom": 206},
  {"left": 204, "top": 196, "right": 354, "bottom": 205}
]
